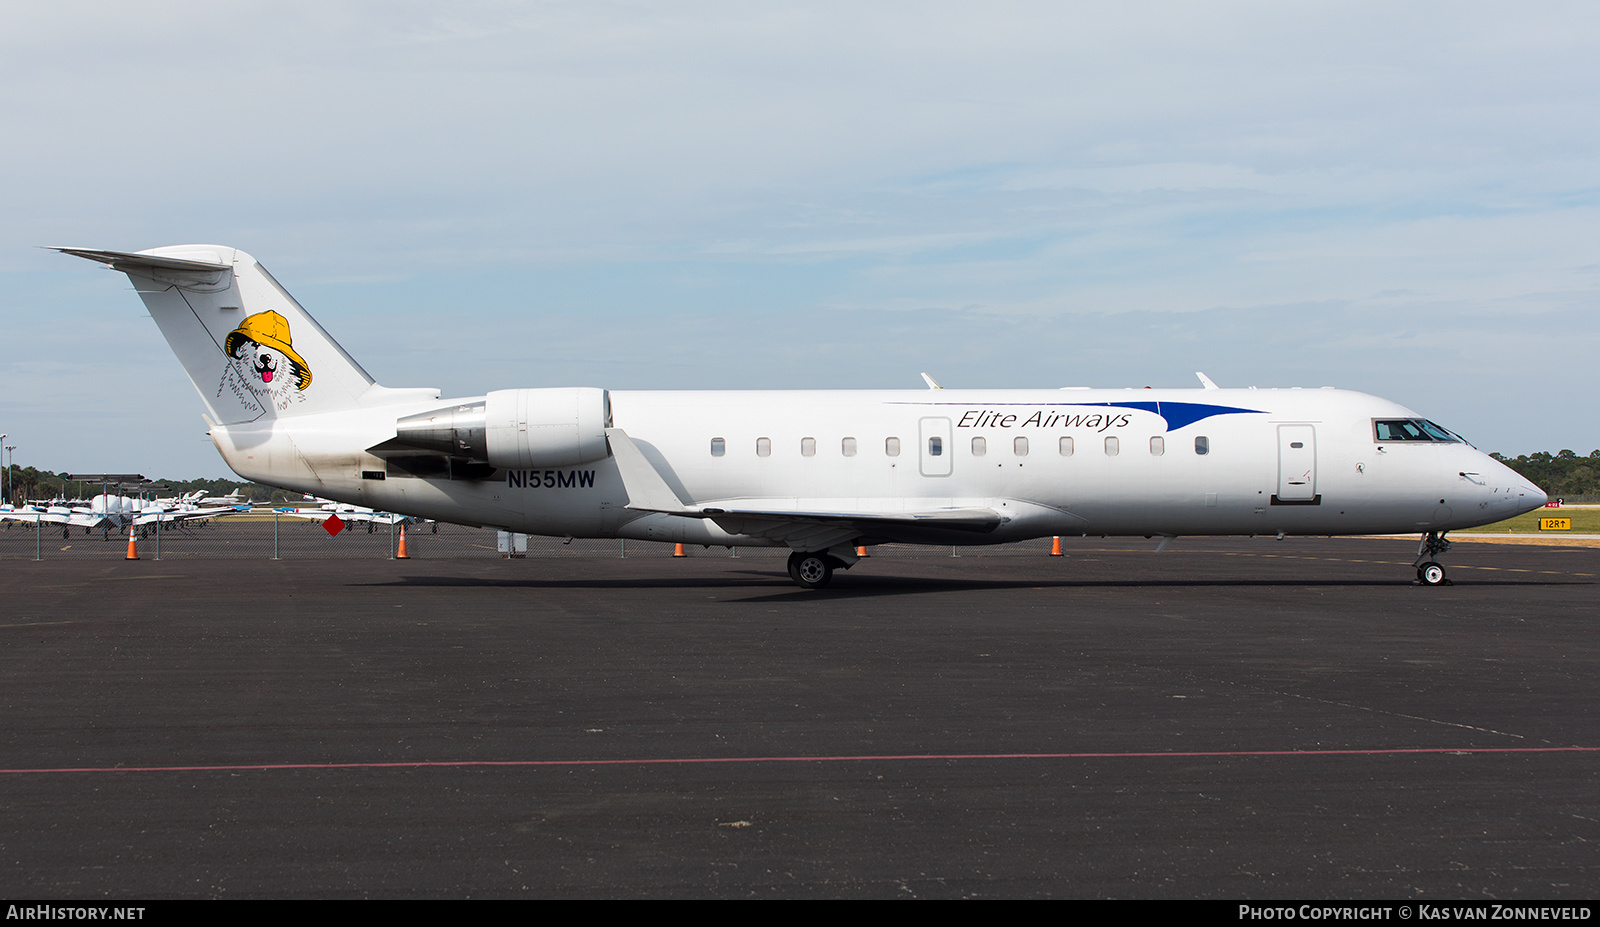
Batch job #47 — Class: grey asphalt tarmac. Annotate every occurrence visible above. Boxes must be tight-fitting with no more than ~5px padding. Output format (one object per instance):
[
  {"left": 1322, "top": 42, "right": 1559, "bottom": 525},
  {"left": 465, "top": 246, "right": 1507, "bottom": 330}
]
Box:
[{"left": 1, "top": 536, "right": 1596, "bottom": 899}]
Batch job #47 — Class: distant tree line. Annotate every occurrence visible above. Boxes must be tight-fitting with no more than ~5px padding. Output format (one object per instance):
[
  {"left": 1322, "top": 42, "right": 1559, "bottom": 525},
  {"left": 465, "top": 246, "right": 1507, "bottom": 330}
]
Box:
[
  {"left": 4, "top": 467, "right": 300, "bottom": 506},
  {"left": 1489, "top": 450, "right": 1600, "bottom": 500}
]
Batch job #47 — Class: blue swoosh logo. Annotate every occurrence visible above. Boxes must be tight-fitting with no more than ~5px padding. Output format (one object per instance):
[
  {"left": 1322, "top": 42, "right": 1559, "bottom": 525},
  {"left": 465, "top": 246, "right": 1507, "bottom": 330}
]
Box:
[{"left": 1072, "top": 401, "right": 1263, "bottom": 431}]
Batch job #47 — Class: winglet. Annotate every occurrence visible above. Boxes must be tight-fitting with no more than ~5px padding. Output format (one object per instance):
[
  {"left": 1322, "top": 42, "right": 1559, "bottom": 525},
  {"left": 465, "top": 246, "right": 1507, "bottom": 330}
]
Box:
[
  {"left": 920, "top": 372, "right": 944, "bottom": 390},
  {"left": 605, "top": 428, "right": 693, "bottom": 513},
  {"left": 1195, "top": 372, "right": 1220, "bottom": 390}
]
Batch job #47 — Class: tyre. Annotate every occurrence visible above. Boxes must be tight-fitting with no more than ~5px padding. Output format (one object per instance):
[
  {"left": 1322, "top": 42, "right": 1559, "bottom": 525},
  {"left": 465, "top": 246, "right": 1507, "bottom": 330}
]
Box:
[
  {"left": 1418, "top": 561, "right": 1447, "bottom": 586},
  {"left": 789, "top": 552, "right": 833, "bottom": 589}
]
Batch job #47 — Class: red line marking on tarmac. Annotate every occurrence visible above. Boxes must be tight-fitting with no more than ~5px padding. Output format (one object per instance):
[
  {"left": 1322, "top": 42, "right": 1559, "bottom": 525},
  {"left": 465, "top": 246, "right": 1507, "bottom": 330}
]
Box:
[{"left": 3, "top": 746, "right": 1598, "bottom": 775}]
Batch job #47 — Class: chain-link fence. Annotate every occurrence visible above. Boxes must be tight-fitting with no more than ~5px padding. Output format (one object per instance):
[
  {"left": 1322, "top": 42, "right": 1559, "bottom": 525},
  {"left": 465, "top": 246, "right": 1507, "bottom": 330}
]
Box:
[{"left": 0, "top": 513, "right": 1068, "bottom": 561}]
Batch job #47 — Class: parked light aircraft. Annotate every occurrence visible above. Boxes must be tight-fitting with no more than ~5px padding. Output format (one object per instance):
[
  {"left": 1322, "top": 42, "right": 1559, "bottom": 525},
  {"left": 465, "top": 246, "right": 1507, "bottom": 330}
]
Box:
[
  {"left": 283, "top": 495, "right": 429, "bottom": 532},
  {"left": 160, "top": 488, "right": 249, "bottom": 507},
  {"left": 56, "top": 245, "right": 1547, "bottom": 587},
  {"left": 0, "top": 492, "right": 246, "bottom": 537}
]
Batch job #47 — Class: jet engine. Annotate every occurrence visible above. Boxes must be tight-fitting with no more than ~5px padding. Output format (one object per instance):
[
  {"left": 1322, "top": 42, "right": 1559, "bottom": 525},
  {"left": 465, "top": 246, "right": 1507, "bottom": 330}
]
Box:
[{"left": 393, "top": 387, "right": 611, "bottom": 469}]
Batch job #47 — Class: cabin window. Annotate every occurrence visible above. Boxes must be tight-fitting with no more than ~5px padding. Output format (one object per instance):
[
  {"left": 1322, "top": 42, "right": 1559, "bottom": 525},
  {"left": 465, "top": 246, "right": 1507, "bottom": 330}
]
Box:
[
  {"left": 842, "top": 437, "right": 857, "bottom": 457},
  {"left": 1105, "top": 436, "right": 1119, "bottom": 456},
  {"left": 801, "top": 437, "right": 816, "bottom": 457},
  {"left": 886, "top": 437, "right": 901, "bottom": 457},
  {"left": 1013, "top": 436, "right": 1029, "bottom": 456},
  {"left": 1059, "top": 436, "right": 1074, "bottom": 456},
  {"left": 756, "top": 437, "right": 771, "bottom": 457},
  {"left": 928, "top": 436, "right": 943, "bottom": 456},
  {"left": 1149, "top": 436, "right": 1164, "bottom": 456},
  {"left": 710, "top": 438, "right": 725, "bottom": 457},
  {"left": 1195, "top": 436, "right": 1209, "bottom": 456},
  {"left": 971, "top": 436, "right": 986, "bottom": 457}
]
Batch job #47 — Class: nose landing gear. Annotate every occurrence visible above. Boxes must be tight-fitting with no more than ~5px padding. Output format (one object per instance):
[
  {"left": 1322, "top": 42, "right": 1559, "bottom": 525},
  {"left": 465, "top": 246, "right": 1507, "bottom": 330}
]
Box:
[{"left": 1415, "top": 531, "right": 1453, "bottom": 586}]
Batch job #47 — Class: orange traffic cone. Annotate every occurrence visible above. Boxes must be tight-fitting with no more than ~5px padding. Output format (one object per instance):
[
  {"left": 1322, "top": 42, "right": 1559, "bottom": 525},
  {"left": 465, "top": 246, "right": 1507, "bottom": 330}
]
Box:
[
  {"left": 125, "top": 525, "right": 139, "bottom": 560},
  {"left": 1050, "top": 536, "right": 1062, "bottom": 557},
  {"left": 673, "top": 542, "right": 686, "bottom": 558},
  {"left": 856, "top": 545, "right": 868, "bottom": 558},
  {"left": 396, "top": 524, "right": 410, "bottom": 559}
]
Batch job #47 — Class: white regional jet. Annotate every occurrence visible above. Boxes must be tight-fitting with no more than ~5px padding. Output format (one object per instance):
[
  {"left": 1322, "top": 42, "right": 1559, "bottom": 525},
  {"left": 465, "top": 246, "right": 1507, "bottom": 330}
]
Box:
[{"left": 56, "top": 245, "right": 1547, "bottom": 588}]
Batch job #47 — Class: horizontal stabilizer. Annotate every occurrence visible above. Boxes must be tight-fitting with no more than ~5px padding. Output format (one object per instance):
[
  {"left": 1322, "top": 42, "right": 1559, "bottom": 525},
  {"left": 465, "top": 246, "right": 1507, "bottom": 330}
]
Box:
[{"left": 51, "top": 247, "right": 232, "bottom": 274}]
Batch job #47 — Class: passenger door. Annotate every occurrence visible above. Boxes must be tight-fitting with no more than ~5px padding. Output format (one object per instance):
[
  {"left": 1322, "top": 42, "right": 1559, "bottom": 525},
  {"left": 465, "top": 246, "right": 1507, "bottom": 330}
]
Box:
[{"left": 1275, "top": 424, "right": 1318, "bottom": 503}]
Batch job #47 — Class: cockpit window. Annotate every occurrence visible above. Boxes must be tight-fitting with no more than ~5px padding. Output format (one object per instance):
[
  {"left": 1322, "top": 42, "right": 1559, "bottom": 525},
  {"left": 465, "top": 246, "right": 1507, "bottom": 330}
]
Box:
[
  {"left": 1373, "top": 419, "right": 1462, "bottom": 443},
  {"left": 1417, "top": 420, "right": 1458, "bottom": 441},
  {"left": 1375, "top": 420, "right": 1426, "bottom": 441}
]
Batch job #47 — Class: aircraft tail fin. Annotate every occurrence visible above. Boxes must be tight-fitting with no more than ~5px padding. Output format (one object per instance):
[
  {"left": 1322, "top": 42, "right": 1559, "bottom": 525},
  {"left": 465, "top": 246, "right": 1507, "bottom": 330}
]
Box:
[{"left": 55, "top": 245, "right": 435, "bottom": 425}]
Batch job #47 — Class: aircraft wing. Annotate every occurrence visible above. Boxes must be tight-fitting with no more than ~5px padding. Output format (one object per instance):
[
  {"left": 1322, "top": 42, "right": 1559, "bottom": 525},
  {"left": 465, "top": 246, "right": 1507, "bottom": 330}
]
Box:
[
  {"left": 605, "top": 428, "right": 1007, "bottom": 547},
  {"left": 0, "top": 507, "right": 87, "bottom": 526},
  {"left": 280, "top": 509, "right": 414, "bottom": 525},
  {"left": 696, "top": 503, "right": 1004, "bottom": 530},
  {"left": 695, "top": 504, "right": 1007, "bottom": 549},
  {"left": 133, "top": 505, "right": 245, "bottom": 526}
]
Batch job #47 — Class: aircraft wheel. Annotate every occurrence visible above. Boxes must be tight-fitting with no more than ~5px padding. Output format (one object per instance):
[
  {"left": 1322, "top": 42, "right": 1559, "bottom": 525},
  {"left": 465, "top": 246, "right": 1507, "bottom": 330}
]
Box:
[
  {"left": 1418, "top": 561, "right": 1448, "bottom": 586},
  {"left": 789, "top": 552, "right": 833, "bottom": 589}
]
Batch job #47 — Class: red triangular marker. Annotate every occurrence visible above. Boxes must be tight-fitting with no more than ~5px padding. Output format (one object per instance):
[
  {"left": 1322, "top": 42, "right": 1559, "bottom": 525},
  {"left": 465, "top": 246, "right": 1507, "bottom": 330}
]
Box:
[{"left": 323, "top": 513, "right": 345, "bottom": 537}]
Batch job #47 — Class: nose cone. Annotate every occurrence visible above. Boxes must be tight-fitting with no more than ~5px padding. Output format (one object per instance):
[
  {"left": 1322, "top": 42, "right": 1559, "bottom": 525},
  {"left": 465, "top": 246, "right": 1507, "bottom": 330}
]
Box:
[
  {"left": 1488, "top": 455, "right": 1548, "bottom": 515},
  {"left": 1474, "top": 454, "right": 1547, "bottom": 518},
  {"left": 1518, "top": 479, "right": 1549, "bottom": 515}
]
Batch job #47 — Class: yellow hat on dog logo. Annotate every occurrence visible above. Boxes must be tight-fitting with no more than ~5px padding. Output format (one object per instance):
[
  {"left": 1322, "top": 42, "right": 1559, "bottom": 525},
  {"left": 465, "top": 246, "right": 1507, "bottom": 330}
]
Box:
[{"left": 223, "top": 310, "right": 312, "bottom": 391}]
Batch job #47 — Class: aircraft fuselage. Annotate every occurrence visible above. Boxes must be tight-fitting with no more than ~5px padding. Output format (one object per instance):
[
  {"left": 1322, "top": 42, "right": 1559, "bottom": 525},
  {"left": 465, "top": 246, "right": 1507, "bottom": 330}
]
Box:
[{"left": 209, "top": 386, "right": 1544, "bottom": 547}]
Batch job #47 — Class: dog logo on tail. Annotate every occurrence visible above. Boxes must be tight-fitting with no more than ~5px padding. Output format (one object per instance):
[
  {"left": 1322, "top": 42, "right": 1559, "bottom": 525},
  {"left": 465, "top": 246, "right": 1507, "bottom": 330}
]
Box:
[{"left": 220, "top": 310, "right": 313, "bottom": 412}]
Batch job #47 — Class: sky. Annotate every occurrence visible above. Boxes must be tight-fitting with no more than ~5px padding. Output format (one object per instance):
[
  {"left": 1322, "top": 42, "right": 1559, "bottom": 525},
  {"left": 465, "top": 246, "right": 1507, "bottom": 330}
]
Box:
[{"left": 1, "top": 1, "right": 1596, "bottom": 479}]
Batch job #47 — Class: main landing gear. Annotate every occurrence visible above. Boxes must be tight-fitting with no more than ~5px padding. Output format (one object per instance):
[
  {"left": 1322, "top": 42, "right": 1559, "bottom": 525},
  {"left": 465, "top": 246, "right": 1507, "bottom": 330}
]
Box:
[
  {"left": 787, "top": 551, "right": 835, "bottom": 589},
  {"left": 1414, "top": 530, "right": 1452, "bottom": 586},
  {"left": 786, "top": 548, "right": 865, "bottom": 590}
]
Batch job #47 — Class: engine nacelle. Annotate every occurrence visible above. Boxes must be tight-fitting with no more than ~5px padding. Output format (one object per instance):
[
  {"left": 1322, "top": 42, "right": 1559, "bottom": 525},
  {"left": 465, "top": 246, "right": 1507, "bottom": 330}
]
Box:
[
  {"left": 484, "top": 387, "right": 611, "bottom": 469},
  {"left": 395, "top": 387, "right": 611, "bottom": 469}
]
